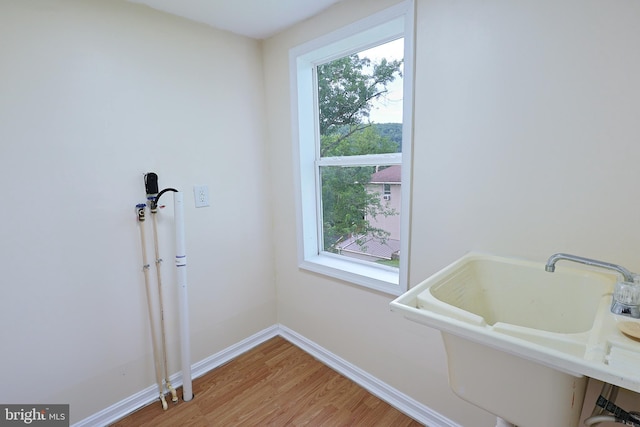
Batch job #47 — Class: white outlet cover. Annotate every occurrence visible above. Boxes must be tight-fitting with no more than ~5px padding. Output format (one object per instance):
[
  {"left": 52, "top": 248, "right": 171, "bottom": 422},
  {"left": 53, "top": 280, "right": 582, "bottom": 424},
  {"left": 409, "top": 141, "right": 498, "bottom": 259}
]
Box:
[{"left": 193, "top": 185, "right": 210, "bottom": 208}]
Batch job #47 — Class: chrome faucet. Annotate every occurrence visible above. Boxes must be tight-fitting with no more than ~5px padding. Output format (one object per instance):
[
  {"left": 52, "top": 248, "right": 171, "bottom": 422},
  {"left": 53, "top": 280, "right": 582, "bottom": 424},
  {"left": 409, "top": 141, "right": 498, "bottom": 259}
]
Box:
[
  {"left": 545, "top": 253, "right": 634, "bottom": 282},
  {"left": 545, "top": 253, "right": 640, "bottom": 318}
]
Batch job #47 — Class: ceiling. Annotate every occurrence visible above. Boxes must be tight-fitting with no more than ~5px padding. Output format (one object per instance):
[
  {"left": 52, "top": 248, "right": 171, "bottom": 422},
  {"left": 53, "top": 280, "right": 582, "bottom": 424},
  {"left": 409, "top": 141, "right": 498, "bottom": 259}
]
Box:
[{"left": 127, "top": 0, "right": 344, "bottom": 39}]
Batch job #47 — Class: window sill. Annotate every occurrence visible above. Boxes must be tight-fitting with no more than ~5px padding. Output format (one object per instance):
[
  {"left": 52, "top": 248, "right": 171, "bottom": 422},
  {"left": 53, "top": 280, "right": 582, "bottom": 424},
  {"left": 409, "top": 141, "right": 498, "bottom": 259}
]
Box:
[{"left": 299, "top": 253, "right": 401, "bottom": 296}]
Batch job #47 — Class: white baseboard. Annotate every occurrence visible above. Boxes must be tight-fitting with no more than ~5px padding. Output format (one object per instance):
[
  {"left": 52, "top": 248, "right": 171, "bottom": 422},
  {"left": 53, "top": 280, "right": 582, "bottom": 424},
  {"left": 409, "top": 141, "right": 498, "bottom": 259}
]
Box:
[
  {"left": 73, "top": 324, "right": 459, "bottom": 427},
  {"left": 73, "top": 326, "right": 279, "bottom": 427},
  {"left": 190, "top": 325, "right": 280, "bottom": 381}
]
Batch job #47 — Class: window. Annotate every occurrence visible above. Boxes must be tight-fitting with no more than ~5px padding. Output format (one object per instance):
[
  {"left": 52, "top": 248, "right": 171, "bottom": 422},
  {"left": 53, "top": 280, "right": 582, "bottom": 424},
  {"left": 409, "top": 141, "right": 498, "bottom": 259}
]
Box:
[{"left": 290, "top": 1, "right": 414, "bottom": 295}]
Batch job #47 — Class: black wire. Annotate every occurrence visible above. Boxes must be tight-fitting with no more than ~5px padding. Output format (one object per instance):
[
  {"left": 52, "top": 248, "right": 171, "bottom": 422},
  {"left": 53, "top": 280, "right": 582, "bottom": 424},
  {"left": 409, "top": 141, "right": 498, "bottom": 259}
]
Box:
[
  {"left": 155, "top": 188, "right": 178, "bottom": 204},
  {"left": 596, "top": 394, "right": 640, "bottom": 426}
]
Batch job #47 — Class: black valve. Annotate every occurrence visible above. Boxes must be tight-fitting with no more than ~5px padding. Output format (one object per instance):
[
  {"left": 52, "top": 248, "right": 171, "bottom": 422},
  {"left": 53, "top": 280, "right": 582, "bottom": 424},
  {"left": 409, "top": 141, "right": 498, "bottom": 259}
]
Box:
[
  {"left": 144, "top": 172, "right": 159, "bottom": 198},
  {"left": 144, "top": 172, "right": 159, "bottom": 211}
]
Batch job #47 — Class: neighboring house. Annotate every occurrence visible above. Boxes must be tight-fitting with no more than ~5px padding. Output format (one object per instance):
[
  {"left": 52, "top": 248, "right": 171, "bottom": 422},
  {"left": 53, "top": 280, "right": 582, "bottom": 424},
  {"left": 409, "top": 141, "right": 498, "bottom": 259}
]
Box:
[
  {"left": 335, "top": 165, "right": 401, "bottom": 262},
  {"left": 367, "top": 165, "right": 401, "bottom": 240}
]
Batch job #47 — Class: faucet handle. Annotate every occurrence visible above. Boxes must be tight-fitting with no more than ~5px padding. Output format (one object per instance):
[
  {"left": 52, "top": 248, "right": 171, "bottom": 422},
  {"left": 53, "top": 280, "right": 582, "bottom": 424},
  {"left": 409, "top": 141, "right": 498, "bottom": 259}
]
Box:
[{"left": 611, "top": 280, "right": 640, "bottom": 318}]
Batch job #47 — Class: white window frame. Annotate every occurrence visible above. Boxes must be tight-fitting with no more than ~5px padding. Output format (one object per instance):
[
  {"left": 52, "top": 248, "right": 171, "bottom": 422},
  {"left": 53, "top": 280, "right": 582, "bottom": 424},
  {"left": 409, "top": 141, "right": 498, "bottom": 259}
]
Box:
[{"left": 290, "top": 1, "right": 414, "bottom": 296}]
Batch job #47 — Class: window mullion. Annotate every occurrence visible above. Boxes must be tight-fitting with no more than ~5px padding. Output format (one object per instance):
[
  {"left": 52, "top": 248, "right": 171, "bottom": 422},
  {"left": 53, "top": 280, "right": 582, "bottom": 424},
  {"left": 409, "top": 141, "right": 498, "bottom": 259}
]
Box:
[{"left": 317, "top": 153, "right": 402, "bottom": 167}]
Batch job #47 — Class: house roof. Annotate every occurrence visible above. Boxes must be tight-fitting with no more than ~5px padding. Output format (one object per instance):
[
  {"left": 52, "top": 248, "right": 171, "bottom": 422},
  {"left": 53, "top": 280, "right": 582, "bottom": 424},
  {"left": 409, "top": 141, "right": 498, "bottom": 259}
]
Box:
[
  {"left": 336, "top": 234, "right": 400, "bottom": 260},
  {"left": 370, "top": 165, "right": 401, "bottom": 183}
]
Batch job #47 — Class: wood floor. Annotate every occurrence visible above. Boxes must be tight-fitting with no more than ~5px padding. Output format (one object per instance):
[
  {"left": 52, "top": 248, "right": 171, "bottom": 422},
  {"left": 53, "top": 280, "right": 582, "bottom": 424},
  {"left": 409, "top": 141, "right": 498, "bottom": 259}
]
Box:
[{"left": 111, "top": 336, "right": 423, "bottom": 426}]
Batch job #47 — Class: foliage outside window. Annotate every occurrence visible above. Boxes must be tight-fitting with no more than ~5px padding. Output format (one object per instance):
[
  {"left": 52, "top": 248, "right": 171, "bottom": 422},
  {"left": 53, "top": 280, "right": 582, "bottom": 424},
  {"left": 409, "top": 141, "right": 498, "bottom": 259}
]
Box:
[{"left": 290, "top": 2, "right": 414, "bottom": 295}]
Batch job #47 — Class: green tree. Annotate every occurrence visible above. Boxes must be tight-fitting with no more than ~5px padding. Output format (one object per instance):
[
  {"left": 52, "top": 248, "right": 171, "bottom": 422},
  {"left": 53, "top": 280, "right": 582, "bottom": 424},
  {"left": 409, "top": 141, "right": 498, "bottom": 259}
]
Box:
[
  {"left": 318, "top": 54, "right": 403, "bottom": 157},
  {"left": 321, "top": 129, "right": 398, "bottom": 251},
  {"left": 374, "top": 123, "right": 403, "bottom": 150},
  {"left": 317, "top": 53, "right": 402, "bottom": 253}
]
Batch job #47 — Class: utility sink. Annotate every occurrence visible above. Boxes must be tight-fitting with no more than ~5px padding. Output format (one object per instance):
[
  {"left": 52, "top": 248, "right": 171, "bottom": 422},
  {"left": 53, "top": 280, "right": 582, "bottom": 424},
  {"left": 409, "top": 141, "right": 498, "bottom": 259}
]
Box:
[{"left": 391, "top": 253, "right": 640, "bottom": 427}]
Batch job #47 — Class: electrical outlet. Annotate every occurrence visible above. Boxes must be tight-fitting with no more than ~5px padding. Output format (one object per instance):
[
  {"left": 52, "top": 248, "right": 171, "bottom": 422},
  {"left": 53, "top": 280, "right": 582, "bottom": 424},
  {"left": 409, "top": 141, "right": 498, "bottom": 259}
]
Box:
[{"left": 193, "top": 185, "right": 210, "bottom": 208}]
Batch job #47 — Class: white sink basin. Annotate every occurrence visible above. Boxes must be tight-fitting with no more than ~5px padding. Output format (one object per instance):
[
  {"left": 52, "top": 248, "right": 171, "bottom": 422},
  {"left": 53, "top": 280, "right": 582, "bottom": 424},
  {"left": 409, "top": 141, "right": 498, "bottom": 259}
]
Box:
[
  {"left": 391, "top": 253, "right": 640, "bottom": 427},
  {"left": 424, "top": 257, "right": 609, "bottom": 333}
]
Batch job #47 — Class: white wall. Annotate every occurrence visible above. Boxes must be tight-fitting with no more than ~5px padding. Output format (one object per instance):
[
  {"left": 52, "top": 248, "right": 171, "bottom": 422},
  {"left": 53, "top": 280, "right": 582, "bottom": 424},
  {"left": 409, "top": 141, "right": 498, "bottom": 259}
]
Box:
[
  {"left": 411, "top": 0, "right": 640, "bottom": 276},
  {"left": 0, "top": 0, "right": 276, "bottom": 423},
  {"left": 3, "top": 0, "right": 640, "bottom": 425},
  {"left": 264, "top": 0, "right": 640, "bottom": 426}
]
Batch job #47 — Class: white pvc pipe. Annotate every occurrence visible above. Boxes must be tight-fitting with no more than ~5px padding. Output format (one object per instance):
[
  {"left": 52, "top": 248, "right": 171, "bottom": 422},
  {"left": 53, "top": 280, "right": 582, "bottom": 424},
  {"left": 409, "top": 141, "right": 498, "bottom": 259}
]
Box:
[
  {"left": 137, "top": 205, "right": 168, "bottom": 410},
  {"left": 174, "top": 192, "right": 193, "bottom": 401},
  {"left": 151, "top": 210, "right": 178, "bottom": 403},
  {"left": 584, "top": 415, "right": 617, "bottom": 426}
]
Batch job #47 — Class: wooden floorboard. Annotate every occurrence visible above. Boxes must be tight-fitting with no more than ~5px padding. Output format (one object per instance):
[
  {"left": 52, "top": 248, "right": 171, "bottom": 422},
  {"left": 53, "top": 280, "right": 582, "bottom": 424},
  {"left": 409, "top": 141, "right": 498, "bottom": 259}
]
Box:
[{"left": 111, "top": 336, "right": 423, "bottom": 426}]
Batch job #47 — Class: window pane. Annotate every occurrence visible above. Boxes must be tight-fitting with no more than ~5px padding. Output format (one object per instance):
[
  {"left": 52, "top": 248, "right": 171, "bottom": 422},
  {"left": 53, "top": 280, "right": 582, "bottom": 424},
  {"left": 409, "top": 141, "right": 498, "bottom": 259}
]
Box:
[
  {"left": 320, "top": 165, "right": 401, "bottom": 267},
  {"left": 316, "top": 38, "right": 404, "bottom": 268},
  {"left": 316, "top": 39, "right": 404, "bottom": 158}
]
